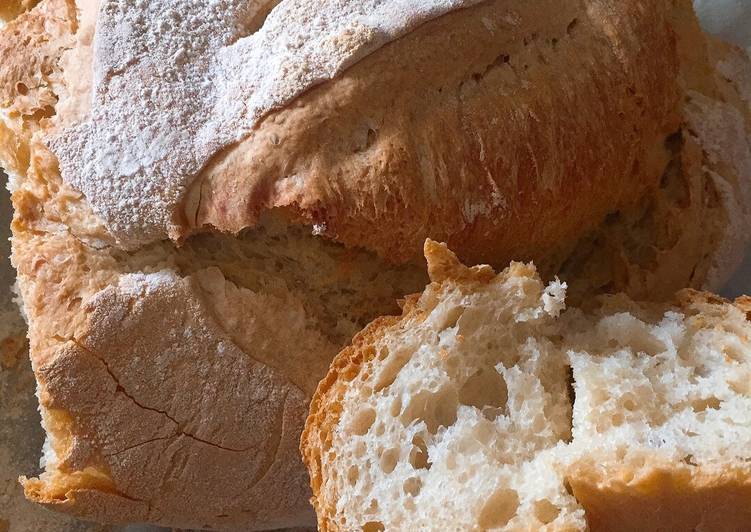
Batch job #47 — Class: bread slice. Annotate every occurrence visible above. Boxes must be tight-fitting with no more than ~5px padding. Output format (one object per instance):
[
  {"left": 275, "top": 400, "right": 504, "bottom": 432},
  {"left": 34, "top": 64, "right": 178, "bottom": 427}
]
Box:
[
  {"left": 302, "top": 241, "right": 751, "bottom": 531},
  {"left": 0, "top": 0, "right": 749, "bottom": 529}
]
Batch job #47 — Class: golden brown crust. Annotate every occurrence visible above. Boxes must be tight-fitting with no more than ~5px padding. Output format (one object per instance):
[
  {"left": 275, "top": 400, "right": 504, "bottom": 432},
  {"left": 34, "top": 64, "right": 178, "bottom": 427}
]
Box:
[
  {"left": 1, "top": 9, "right": 426, "bottom": 519},
  {"left": 555, "top": 3, "right": 751, "bottom": 302},
  {"left": 301, "top": 314, "right": 401, "bottom": 532},
  {"left": 0, "top": 0, "right": 41, "bottom": 23},
  {"left": 424, "top": 239, "right": 495, "bottom": 285},
  {"left": 12, "top": 222, "right": 318, "bottom": 528},
  {"left": 567, "top": 462, "right": 751, "bottom": 532},
  {"left": 188, "top": 0, "right": 682, "bottom": 266}
]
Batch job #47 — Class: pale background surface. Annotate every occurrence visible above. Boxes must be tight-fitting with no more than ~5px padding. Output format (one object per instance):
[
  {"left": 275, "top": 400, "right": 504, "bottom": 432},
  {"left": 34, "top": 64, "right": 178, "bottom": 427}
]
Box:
[{"left": 0, "top": 3, "right": 749, "bottom": 531}]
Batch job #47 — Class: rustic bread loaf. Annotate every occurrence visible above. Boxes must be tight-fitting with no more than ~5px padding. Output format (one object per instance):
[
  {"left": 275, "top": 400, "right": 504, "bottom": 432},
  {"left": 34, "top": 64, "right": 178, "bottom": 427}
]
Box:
[
  {"left": 302, "top": 241, "right": 751, "bottom": 531},
  {"left": 0, "top": 0, "right": 749, "bottom": 529}
]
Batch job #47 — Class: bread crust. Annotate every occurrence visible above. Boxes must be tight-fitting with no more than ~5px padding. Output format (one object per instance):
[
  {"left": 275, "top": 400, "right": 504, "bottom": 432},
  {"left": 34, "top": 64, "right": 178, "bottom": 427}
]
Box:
[
  {"left": 0, "top": 0, "right": 40, "bottom": 23},
  {"left": 301, "top": 314, "right": 401, "bottom": 532},
  {"left": 567, "top": 460, "right": 751, "bottom": 532},
  {"left": 13, "top": 221, "right": 318, "bottom": 529},
  {"left": 189, "top": 0, "right": 682, "bottom": 265}
]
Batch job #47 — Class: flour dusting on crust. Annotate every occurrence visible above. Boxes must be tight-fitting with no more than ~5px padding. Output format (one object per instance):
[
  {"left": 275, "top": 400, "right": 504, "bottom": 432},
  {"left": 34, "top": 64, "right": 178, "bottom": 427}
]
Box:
[{"left": 49, "top": 0, "right": 483, "bottom": 248}]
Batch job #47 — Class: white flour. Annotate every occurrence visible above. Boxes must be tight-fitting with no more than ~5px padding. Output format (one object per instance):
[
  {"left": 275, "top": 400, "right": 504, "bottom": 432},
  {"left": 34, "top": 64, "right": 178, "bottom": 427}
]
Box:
[{"left": 50, "top": 0, "right": 483, "bottom": 249}]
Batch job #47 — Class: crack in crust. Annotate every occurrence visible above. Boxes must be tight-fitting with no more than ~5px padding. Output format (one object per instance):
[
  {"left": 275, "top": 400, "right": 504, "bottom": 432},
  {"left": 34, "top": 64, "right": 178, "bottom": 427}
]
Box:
[{"left": 69, "top": 335, "right": 254, "bottom": 453}]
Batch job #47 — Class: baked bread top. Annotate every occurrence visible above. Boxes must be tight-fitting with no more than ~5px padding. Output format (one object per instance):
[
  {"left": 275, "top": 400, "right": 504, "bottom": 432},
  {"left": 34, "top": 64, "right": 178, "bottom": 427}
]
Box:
[
  {"left": 38, "top": 0, "right": 683, "bottom": 264},
  {"left": 301, "top": 241, "right": 751, "bottom": 531},
  {"left": 0, "top": 0, "right": 749, "bottom": 529}
]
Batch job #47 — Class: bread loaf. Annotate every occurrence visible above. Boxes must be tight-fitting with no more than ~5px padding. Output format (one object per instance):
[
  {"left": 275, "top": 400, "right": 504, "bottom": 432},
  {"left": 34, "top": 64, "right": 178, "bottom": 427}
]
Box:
[
  {"left": 0, "top": 0, "right": 748, "bottom": 529},
  {"left": 302, "top": 241, "right": 751, "bottom": 530}
]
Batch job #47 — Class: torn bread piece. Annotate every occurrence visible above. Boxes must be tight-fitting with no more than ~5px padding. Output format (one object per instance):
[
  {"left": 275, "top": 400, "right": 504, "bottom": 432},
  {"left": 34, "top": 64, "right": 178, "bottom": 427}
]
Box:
[{"left": 302, "top": 241, "right": 751, "bottom": 531}]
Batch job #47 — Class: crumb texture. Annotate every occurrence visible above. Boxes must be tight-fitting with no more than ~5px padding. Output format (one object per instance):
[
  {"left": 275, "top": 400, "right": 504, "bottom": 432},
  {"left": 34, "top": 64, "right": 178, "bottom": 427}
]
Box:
[{"left": 302, "top": 243, "right": 751, "bottom": 531}]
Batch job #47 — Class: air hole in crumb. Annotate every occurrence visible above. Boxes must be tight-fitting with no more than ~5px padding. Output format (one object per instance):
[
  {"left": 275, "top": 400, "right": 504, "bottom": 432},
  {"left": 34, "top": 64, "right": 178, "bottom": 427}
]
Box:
[
  {"left": 403, "top": 477, "right": 422, "bottom": 497},
  {"left": 378, "top": 347, "right": 389, "bottom": 360},
  {"left": 623, "top": 398, "right": 637, "bottom": 411},
  {"left": 16, "top": 82, "right": 29, "bottom": 95},
  {"left": 374, "top": 349, "right": 412, "bottom": 392},
  {"left": 459, "top": 368, "right": 507, "bottom": 412},
  {"left": 691, "top": 364, "right": 709, "bottom": 383},
  {"left": 37, "top": 104, "right": 56, "bottom": 119},
  {"left": 482, "top": 406, "right": 503, "bottom": 421},
  {"left": 612, "top": 413, "right": 624, "bottom": 427},
  {"left": 348, "top": 465, "right": 359, "bottom": 485},
  {"left": 533, "top": 499, "right": 560, "bottom": 524},
  {"left": 723, "top": 345, "right": 744, "bottom": 363},
  {"left": 390, "top": 397, "right": 402, "bottom": 417},
  {"left": 730, "top": 378, "right": 751, "bottom": 396},
  {"left": 565, "top": 365, "right": 575, "bottom": 437},
  {"left": 478, "top": 488, "right": 519, "bottom": 529},
  {"left": 401, "top": 387, "right": 458, "bottom": 433},
  {"left": 409, "top": 435, "right": 431, "bottom": 470},
  {"left": 380, "top": 448, "right": 399, "bottom": 474},
  {"left": 375, "top": 423, "right": 385, "bottom": 436},
  {"left": 354, "top": 441, "right": 367, "bottom": 458},
  {"left": 362, "top": 521, "right": 384, "bottom": 532},
  {"left": 351, "top": 407, "right": 377, "bottom": 435},
  {"left": 692, "top": 397, "right": 721, "bottom": 412}
]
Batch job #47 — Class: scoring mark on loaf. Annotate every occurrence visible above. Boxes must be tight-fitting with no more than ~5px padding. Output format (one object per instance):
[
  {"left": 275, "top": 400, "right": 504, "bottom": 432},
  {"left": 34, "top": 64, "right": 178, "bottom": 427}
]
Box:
[{"left": 49, "top": 0, "right": 486, "bottom": 248}]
